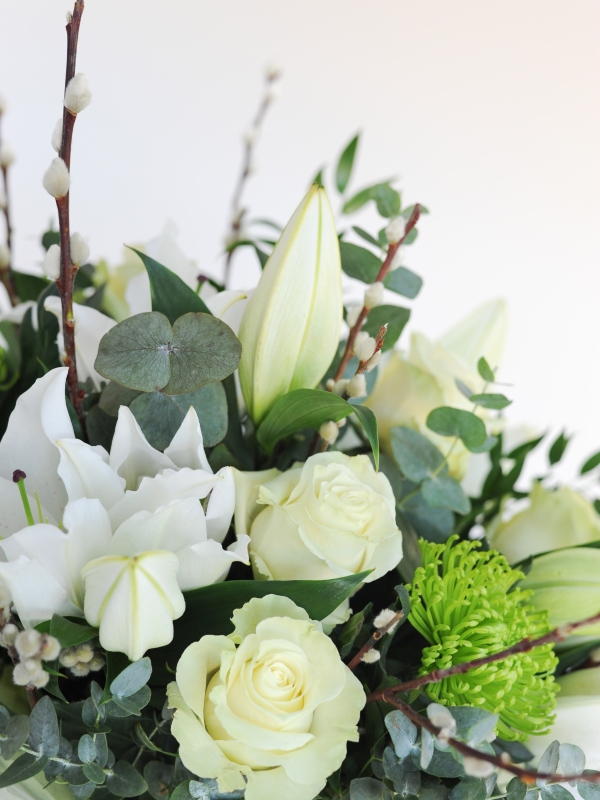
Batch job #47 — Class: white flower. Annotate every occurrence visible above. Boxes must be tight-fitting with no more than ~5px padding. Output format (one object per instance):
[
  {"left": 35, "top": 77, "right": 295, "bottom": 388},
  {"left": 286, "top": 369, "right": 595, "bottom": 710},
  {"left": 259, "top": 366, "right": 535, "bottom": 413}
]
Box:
[
  {"left": 70, "top": 232, "right": 90, "bottom": 266},
  {"left": 364, "top": 282, "right": 383, "bottom": 309},
  {"left": 51, "top": 118, "right": 63, "bottom": 153},
  {"left": 234, "top": 452, "right": 402, "bottom": 585},
  {"left": 167, "top": 595, "right": 365, "bottom": 800},
  {"left": 385, "top": 216, "right": 406, "bottom": 244},
  {"left": 42, "top": 157, "right": 70, "bottom": 198},
  {"left": 0, "top": 368, "right": 246, "bottom": 659},
  {"left": 0, "top": 144, "right": 16, "bottom": 168},
  {"left": 64, "top": 73, "right": 92, "bottom": 114},
  {"left": 43, "top": 244, "right": 61, "bottom": 280}
]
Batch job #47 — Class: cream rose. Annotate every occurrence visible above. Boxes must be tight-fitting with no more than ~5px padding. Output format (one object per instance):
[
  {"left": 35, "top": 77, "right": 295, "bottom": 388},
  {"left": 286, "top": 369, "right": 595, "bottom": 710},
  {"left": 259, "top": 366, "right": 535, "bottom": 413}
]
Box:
[
  {"left": 233, "top": 452, "right": 403, "bottom": 584},
  {"left": 167, "top": 595, "right": 365, "bottom": 800}
]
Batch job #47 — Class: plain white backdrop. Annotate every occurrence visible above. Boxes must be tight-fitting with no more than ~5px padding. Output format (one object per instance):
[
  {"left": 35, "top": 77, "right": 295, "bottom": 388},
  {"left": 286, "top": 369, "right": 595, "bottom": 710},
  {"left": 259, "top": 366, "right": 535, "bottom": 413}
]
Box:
[{"left": 1, "top": 0, "right": 599, "bottom": 479}]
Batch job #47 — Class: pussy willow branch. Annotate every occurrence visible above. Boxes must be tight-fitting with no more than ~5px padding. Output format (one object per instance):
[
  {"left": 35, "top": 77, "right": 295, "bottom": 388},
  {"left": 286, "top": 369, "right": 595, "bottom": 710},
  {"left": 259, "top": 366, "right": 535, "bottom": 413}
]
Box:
[
  {"left": 387, "top": 695, "right": 600, "bottom": 786},
  {"left": 332, "top": 204, "right": 421, "bottom": 383},
  {"left": 347, "top": 610, "right": 404, "bottom": 671},
  {"left": 56, "top": 0, "right": 85, "bottom": 428},
  {"left": 223, "top": 68, "right": 281, "bottom": 288},
  {"left": 0, "top": 111, "right": 18, "bottom": 306},
  {"left": 367, "top": 609, "right": 600, "bottom": 703}
]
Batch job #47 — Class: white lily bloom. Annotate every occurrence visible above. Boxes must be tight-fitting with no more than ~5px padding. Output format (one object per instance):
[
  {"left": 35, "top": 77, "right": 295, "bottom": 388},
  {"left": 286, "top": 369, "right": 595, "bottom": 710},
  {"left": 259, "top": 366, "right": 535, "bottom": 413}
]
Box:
[{"left": 0, "top": 368, "right": 247, "bottom": 660}]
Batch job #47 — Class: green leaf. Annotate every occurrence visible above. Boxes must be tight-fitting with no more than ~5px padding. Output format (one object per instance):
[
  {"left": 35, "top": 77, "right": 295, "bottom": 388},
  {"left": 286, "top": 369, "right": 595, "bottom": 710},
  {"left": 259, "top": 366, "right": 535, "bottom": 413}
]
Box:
[
  {"left": 541, "top": 787, "right": 574, "bottom": 800},
  {"left": 363, "top": 304, "right": 410, "bottom": 351},
  {"left": 11, "top": 271, "right": 50, "bottom": 302},
  {"left": 549, "top": 431, "right": 571, "bottom": 466},
  {"left": 581, "top": 451, "right": 600, "bottom": 475},
  {"left": 129, "top": 382, "right": 227, "bottom": 450},
  {"left": 336, "top": 133, "right": 359, "bottom": 194},
  {"left": 83, "top": 762, "right": 106, "bottom": 785},
  {"left": 106, "top": 761, "right": 147, "bottom": 797},
  {"left": 1, "top": 715, "right": 30, "bottom": 760},
  {"left": 256, "top": 388, "right": 353, "bottom": 453},
  {"left": 98, "top": 382, "right": 142, "bottom": 416},
  {"left": 338, "top": 608, "right": 367, "bottom": 658},
  {"left": 450, "top": 777, "right": 486, "bottom": 800},
  {"left": 559, "top": 743, "right": 585, "bottom": 777},
  {"left": 477, "top": 356, "right": 495, "bottom": 383},
  {"left": 78, "top": 734, "right": 96, "bottom": 764},
  {"left": 421, "top": 727, "right": 435, "bottom": 770},
  {"left": 86, "top": 404, "right": 117, "bottom": 451},
  {"left": 28, "top": 696, "right": 60, "bottom": 758},
  {"left": 149, "top": 574, "right": 369, "bottom": 685},
  {"left": 95, "top": 311, "right": 241, "bottom": 395},
  {"left": 371, "top": 183, "right": 401, "bottom": 218},
  {"left": 390, "top": 426, "right": 446, "bottom": 482},
  {"left": 577, "top": 778, "right": 600, "bottom": 800},
  {"left": 350, "top": 778, "right": 392, "bottom": 800},
  {"left": 385, "top": 710, "right": 417, "bottom": 758},
  {"left": 426, "top": 407, "right": 487, "bottom": 451},
  {"left": 110, "top": 657, "right": 152, "bottom": 698},
  {"left": 343, "top": 185, "right": 376, "bottom": 215},
  {"left": 467, "top": 713, "right": 499, "bottom": 745},
  {"left": 384, "top": 266, "right": 423, "bottom": 299},
  {"left": 131, "top": 247, "right": 210, "bottom": 324},
  {"left": 144, "top": 761, "right": 174, "bottom": 800},
  {"left": 353, "top": 404, "right": 379, "bottom": 469},
  {"left": 469, "top": 393, "right": 512, "bottom": 410},
  {"left": 0, "top": 753, "right": 47, "bottom": 787},
  {"left": 422, "top": 474, "right": 470, "bottom": 514},
  {"left": 37, "top": 614, "right": 98, "bottom": 649},
  {"left": 506, "top": 778, "right": 528, "bottom": 800},
  {"left": 312, "top": 169, "right": 324, "bottom": 188},
  {"left": 352, "top": 226, "right": 381, "bottom": 248},
  {"left": 339, "top": 242, "right": 380, "bottom": 283}
]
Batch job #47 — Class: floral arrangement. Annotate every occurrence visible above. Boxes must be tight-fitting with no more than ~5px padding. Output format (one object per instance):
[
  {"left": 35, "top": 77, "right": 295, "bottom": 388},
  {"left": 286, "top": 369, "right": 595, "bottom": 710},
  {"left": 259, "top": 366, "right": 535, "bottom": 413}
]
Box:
[{"left": 0, "top": 5, "right": 599, "bottom": 800}]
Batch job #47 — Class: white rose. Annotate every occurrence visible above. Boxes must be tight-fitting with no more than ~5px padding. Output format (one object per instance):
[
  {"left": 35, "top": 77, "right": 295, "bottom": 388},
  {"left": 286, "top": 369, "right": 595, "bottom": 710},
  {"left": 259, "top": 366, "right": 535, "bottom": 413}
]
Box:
[
  {"left": 167, "top": 595, "right": 365, "bottom": 800},
  {"left": 234, "top": 452, "right": 403, "bottom": 584}
]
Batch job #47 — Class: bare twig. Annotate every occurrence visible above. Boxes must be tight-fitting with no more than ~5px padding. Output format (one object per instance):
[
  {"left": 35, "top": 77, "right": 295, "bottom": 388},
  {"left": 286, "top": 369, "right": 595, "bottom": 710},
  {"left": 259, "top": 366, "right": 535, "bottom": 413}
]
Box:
[
  {"left": 347, "top": 610, "right": 404, "bottom": 671},
  {"left": 223, "top": 67, "right": 281, "bottom": 288},
  {"left": 386, "top": 695, "right": 600, "bottom": 786},
  {"left": 367, "top": 610, "right": 600, "bottom": 703},
  {"left": 332, "top": 204, "right": 421, "bottom": 384},
  {"left": 55, "top": 1, "right": 85, "bottom": 428},
  {"left": 0, "top": 111, "right": 19, "bottom": 306}
]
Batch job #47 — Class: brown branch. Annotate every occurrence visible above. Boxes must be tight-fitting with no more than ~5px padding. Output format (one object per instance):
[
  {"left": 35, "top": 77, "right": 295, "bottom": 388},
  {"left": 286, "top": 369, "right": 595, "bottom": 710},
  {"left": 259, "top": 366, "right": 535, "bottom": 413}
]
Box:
[
  {"left": 0, "top": 112, "right": 19, "bottom": 306},
  {"left": 386, "top": 695, "right": 600, "bottom": 786},
  {"left": 347, "top": 610, "right": 404, "bottom": 671},
  {"left": 55, "top": 1, "right": 85, "bottom": 429},
  {"left": 332, "top": 204, "right": 421, "bottom": 384},
  {"left": 223, "top": 67, "right": 281, "bottom": 288},
  {"left": 367, "top": 610, "right": 600, "bottom": 703}
]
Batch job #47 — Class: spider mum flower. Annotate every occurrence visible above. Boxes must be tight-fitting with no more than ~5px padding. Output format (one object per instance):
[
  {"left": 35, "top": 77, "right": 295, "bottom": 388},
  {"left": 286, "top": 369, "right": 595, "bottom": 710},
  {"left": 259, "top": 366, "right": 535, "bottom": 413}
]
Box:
[{"left": 408, "top": 535, "right": 558, "bottom": 742}]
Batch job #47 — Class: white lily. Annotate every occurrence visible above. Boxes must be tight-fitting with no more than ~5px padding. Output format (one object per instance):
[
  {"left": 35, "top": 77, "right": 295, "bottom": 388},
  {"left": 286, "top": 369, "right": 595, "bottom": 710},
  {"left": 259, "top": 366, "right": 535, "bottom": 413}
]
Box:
[{"left": 0, "top": 368, "right": 248, "bottom": 660}]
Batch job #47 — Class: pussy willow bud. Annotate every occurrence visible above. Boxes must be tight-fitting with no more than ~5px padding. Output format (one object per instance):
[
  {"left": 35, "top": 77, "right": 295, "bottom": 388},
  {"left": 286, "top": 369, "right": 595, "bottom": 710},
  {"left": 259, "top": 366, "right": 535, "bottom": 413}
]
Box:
[
  {"left": 40, "top": 635, "right": 61, "bottom": 662},
  {"left": 389, "top": 246, "right": 406, "bottom": 271},
  {"left": 354, "top": 331, "right": 376, "bottom": 362},
  {"left": 385, "top": 216, "right": 406, "bottom": 244},
  {"left": 64, "top": 73, "right": 92, "bottom": 114},
  {"left": 346, "top": 304, "right": 362, "bottom": 328},
  {"left": 43, "top": 244, "right": 61, "bottom": 280},
  {"left": 13, "top": 658, "right": 45, "bottom": 686},
  {"left": 365, "top": 351, "right": 381, "bottom": 372},
  {"left": 332, "top": 379, "right": 349, "bottom": 396},
  {"left": 361, "top": 650, "right": 381, "bottom": 664},
  {"left": 14, "top": 629, "right": 42, "bottom": 659},
  {"left": 70, "top": 232, "right": 90, "bottom": 267},
  {"left": 51, "top": 118, "right": 63, "bottom": 153},
  {"left": 0, "top": 245, "right": 10, "bottom": 270},
  {"left": 0, "top": 624, "right": 18, "bottom": 648},
  {"left": 346, "top": 374, "right": 367, "bottom": 399},
  {"left": 364, "top": 282, "right": 383, "bottom": 310},
  {"left": 373, "top": 608, "right": 399, "bottom": 631},
  {"left": 462, "top": 757, "right": 495, "bottom": 778},
  {"left": 0, "top": 144, "right": 16, "bottom": 168},
  {"left": 42, "top": 157, "right": 70, "bottom": 198},
  {"left": 319, "top": 420, "right": 339, "bottom": 446}
]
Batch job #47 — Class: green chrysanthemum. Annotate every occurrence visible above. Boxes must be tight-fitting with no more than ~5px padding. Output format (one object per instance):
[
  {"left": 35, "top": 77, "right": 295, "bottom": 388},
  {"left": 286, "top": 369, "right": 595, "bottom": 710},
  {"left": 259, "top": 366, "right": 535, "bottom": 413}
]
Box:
[{"left": 408, "top": 535, "right": 558, "bottom": 741}]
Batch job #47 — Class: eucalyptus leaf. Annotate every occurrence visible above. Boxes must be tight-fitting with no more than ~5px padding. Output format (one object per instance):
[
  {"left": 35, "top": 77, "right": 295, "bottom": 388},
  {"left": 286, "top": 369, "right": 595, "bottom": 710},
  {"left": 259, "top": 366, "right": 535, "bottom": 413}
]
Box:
[
  {"left": 144, "top": 760, "right": 174, "bottom": 800},
  {"left": 350, "top": 777, "right": 393, "bottom": 800},
  {"left": 385, "top": 710, "right": 417, "bottom": 758},
  {"left": 371, "top": 183, "right": 401, "bottom": 217},
  {"left": 467, "top": 714, "right": 499, "bottom": 745},
  {"left": 537, "top": 740, "right": 560, "bottom": 781},
  {"left": 28, "top": 695, "right": 60, "bottom": 758},
  {"left": 477, "top": 357, "right": 495, "bottom": 383},
  {"left": 110, "top": 657, "right": 152, "bottom": 698},
  {"left": 106, "top": 761, "right": 147, "bottom": 797},
  {"left": 421, "top": 728, "right": 435, "bottom": 769},
  {"left": 0, "top": 753, "right": 48, "bottom": 787},
  {"left": 469, "top": 393, "right": 512, "bottom": 410},
  {"left": 540, "top": 786, "right": 574, "bottom": 800},
  {"left": 390, "top": 426, "right": 446, "bottom": 482},
  {"left": 449, "top": 777, "right": 487, "bottom": 800},
  {"left": 363, "top": 304, "right": 410, "bottom": 351},
  {"left": 69, "top": 783, "right": 96, "bottom": 800},
  {"left": 1, "top": 715, "right": 30, "bottom": 760},
  {"left": 340, "top": 242, "right": 380, "bottom": 283},
  {"left": 343, "top": 185, "right": 378, "bottom": 215},
  {"left": 559, "top": 743, "right": 585, "bottom": 780},
  {"left": 384, "top": 266, "right": 423, "bottom": 299},
  {"left": 83, "top": 762, "right": 106, "bottom": 784},
  {"left": 506, "top": 778, "right": 528, "bottom": 800},
  {"left": 78, "top": 733, "right": 96, "bottom": 764},
  {"left": 426, "top": 407, "right": 487, "bottom": 451},
  {"left": 336, "top": 133, "right": 359, "bottom": 194},
  {"left": 353, "top": 404, "right": 379, "bottom": 469},
  {"left": 577, "top": 778, "right": 600, "bottom": 800},
  {"left": 352, "top": 226, "right": 381, "bottom": 248},
  {"left": 422, "top": 474, "right": 471, "bottom": 514},
  {"left": 98, "top": 382, "right": 142, "bottom": 416}
]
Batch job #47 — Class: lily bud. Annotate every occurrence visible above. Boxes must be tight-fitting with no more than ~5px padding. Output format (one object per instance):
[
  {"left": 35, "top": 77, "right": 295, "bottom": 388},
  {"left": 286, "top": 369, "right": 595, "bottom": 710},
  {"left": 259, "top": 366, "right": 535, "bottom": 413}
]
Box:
[
  {"left": 42, "top": 157, "right": 70, "bottom": 199},
  {"left": 82, "top": 551, "right": 185, "bottom": 662},
  {"left": 238, "top": 184, "right": 342, "bottom": 423},
  {"left": 521, "top": 547, "right": 600, "bottom": 642},
  {"left": 64, "top": 73, "right": 92, "bottom": 114}
]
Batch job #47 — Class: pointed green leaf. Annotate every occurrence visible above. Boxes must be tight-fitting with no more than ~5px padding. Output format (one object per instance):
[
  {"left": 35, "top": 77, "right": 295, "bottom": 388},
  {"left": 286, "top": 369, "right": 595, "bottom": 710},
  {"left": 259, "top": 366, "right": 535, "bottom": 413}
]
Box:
[
  {"left": 581, "top": 451, "right": 600, "bottom": 475},
  {"left": 110, "top": 657, "right": 152, "bottom": 698},
  {"left": 549, "top": 431, "right": 571, "bottom": 466},
  {"left": 353, "top": 404, "right": 379, "bottom": 469},
  {"left": 336, "top": 133, "right": 360, "bottom": 193},
  {"left": 340, "top": 242, "right": 380, "bottom": 283},
  {"left": 477, "top": 356, "right": 495, "bottom": 383}
]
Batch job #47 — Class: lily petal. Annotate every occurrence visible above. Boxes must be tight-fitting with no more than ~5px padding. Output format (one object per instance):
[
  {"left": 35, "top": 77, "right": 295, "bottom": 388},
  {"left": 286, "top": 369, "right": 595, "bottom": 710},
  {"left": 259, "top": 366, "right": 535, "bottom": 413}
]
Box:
[
  {"left": 110, "top": 406, "right": 176, "bottom": 490},
  {"left": 164, "top": 407, "right": 211, "bottom": 473},
  {"left": 110, "top": 499, "right": 207, "bottom": 556},
  {"left": 176, "top": 535, "right": 250, "bottom": 591},
  {"left": 205, "top": 467, "right": 235, "bottom": 543},
  {"left": 56, "top": 438, "right": 125, "bottom": 510}
]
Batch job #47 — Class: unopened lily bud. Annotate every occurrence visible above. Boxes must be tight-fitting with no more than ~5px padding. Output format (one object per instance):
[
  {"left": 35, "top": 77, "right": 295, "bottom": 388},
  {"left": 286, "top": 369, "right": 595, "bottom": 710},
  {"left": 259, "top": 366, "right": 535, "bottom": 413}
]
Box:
[
  {"left": 389, "top": 245, "right": 406, "bottom": 271},
  {"left": 0, "top": 144, "right": 16, "bottom": 168},
  {"left": 70, "top": 232, "right": 89, "bottom": 266},
  {"left": 14, "top": 629, "right": 42, "bottom": 659},
  {"left": 319, "top": 420, "right": 339, "bottom": 446},
  {"left": 354, "top": 331, "right": 376, "bottom": 362},
  {"left": 462, "top": 756, "right": 495, "bottom": 778},
  {"left": 364, "top": 282, "right": 383, "bottom": 309},
  {"left": 373, "top": 608, "right": 399, "bottom": 632},
  {"left": 346, "top": 304, "right": 362, "bottom": 328},
  {"left": 365, "top": 350, "right": 381, "bottom": 373},
  {"left": 0, "top": 244, "right": 10, "bottom": 270},
  {"left": 51, "top": 118, "right": 63, "bottom": 153},
  {"left": 43, "top": 244, "right": 61, "bottom": 280},
  {"left": 361, "top": 650, "right": 381, "bottom": 664},
  {"left": 332, "top": 379, "right": 349, "bottom": 396},
  {"left": 40, "top": 635, "right": 61, "bottom": 662},
  {"left": 64, "top": 73, "right": 92, "bottom": 114},
  {"left": 43, "top": 157, "right": 70, "bottom": 198},
  {"left": 385, "top": 216, "right": 406, "bottom": 244},
  {"left": 346, "top": 373, "right": 367, "bottom": 399}
]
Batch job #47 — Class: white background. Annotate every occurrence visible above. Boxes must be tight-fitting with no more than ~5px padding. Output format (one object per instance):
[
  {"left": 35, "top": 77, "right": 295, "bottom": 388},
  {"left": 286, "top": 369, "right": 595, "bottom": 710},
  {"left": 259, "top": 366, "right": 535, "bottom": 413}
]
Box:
[{"left": 1, "top": 1, "right": 599, "bottom": 480}]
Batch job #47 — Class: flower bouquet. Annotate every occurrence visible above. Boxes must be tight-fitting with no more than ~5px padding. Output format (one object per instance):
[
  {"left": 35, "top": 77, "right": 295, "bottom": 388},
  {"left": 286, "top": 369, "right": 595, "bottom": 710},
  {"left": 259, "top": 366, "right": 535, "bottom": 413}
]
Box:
[{"left": 0, "top": 5, "right": 599, "bottom": 800}]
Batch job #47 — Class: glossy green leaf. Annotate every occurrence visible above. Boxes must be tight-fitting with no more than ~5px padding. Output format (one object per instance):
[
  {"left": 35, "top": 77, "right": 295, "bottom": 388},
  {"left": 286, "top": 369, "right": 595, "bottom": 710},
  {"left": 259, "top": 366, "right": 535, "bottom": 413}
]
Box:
[
  {"left": 426, "top": 406, "right": 487, "bottom": 451},
  {"left": 371, "top": 183, "right": 401, "bottom": 218},
  {"left": 339, "top": 242, "right": 380, "bottom": 283},
  {"left": 149, "top": 573, "right": 370, "bottom": 685},
  {"left": 363, "top": 304, "right": 410, "bottom": 351},
  {"left": 353, "top": 404, "right": 379, "bottom": 469},
  {"left": 549, "top": 431, "right": 571, "bottom": 465},
  {"left": 384, "top": 266, "right": 423, "bottom": 299},
  {"left": 336, "top": 133, "right": 359, "bottom": 193},
  {"left": 35, "top": 614, "right": 98, "bottom": 649},
  {"left": 95, "top": 311, "right": 241, "bottom": 395},
  {"left": 130, "top": 247, "right": 210, "bottom": 324},
  {"left": 581, "top": 451, "right": 600, "bottom": 475},
  {"left": 469, "top": 393, "right": 512, "bottom": 410},
  {"left": 477, "top": 356, "right": 495, "bottom": 383},
  {"left": 256, "top": 388, "right": 353, "bottom": 453}
]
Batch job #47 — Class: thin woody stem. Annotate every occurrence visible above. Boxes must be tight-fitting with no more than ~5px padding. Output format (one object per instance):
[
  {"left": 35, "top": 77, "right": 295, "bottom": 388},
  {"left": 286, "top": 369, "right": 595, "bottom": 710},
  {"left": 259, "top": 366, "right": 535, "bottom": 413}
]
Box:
[
  {"left": 0, "top": 114, "right": 19, "bottom": 306},
  {"left": 367, "top": 610, "right": 600, "bottom": 703},
  {"left": 332, "top": 204, "right": 421, "bottom": 384},
  {"left": 56, "top": 1, "right": 85, "bottom": 428},
  {"left": 347, "top": 610, "right": 404, "bottom": 671},
  {"left": 385, "top": 695, "right": 600, "bottom": 785}
]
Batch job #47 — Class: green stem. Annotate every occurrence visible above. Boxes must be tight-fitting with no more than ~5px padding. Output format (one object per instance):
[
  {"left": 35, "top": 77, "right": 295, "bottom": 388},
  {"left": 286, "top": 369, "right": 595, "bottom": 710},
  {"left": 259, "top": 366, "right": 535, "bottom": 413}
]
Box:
[{"left": 16, "top": 478, "right": 34, "bottom": 526}]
